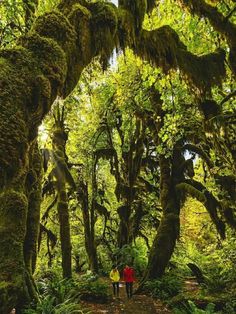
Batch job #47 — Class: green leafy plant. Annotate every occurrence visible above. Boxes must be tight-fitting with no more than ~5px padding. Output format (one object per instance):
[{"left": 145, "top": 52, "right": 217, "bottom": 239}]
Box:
[
  {"left": 72, "top": 279, "right": 111, "bottom": 303},
  {"left": 144, "top": 271, "right": 183, "bottom": 300},
  {"left": 115, "top": 243, "right": 148, "bottom": 276},
  {"left": 173, "top": 301, "right": 216, "bottom": 314}
]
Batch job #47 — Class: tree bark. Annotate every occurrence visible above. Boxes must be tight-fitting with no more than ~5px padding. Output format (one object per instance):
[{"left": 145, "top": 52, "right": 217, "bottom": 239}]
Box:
[
  {"left": 77, "top": 178, "right": 98, "bottom": 273},
  {"left": 57, "top": 183, "right": 72, "bottom": 278},
  {"left": 23, "top": 141, "right": 42, "bottom": 301},
  {"left": 142, "top": 156, "right": 180, "bottom": 280},
  {"left": 52, "top": 106, "right": 73, "bottom": 278}
]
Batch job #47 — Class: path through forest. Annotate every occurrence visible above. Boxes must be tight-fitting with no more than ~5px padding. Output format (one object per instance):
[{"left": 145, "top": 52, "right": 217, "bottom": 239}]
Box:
[{"left": 81, "top": 282, "right": 172, "bottom": 314}]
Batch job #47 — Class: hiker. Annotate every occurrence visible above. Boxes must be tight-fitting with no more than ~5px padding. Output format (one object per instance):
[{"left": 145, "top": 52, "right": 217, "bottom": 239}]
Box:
[
  {"left": 10, "top": 308, "right": 16, "bottom": 314},
  {"left": 123, "top": 264, "right": 135, "bottom": 298},
  {"left": 110, "top": 265, "right": 120, "bottom": 297}
]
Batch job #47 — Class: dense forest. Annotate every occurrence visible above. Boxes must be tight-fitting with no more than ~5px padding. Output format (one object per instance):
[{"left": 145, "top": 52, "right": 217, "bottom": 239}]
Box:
[{"left": 0, "top": 0, "right": 236, "bottom": 313}]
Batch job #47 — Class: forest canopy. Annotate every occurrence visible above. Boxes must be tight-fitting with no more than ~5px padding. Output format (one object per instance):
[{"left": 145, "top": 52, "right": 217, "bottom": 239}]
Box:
[{"left": 0, "top": 0, "right": 236, "bottom": 313}]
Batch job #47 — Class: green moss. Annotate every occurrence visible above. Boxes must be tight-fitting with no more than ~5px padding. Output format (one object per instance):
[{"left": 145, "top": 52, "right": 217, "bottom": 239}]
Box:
[
  {"left": 175, "top": 182, "right": 207, "bottom": 203},
  {"left": 137, "top": 26, "right": 226, "bottom": 91},
  {"left": 179, "top": 48, "right": 226, "bottom": 91},
  {"left": 119, "top": 0, "right": 147, "bottom": 34},
  {"left": 179, "top": 0, "right": 236, "bottom": 75},
  {"left": 21, "top": 33, "right": 67, "bottom": 94},
  {"left": 63, "top": 3, "right": 92, "bottom": 94},
  {"left": 118, "top": 8, "right": 136, "bottom": 49},
  {"left": 32, "top": 10, "right": 77, "bottom": 53},
  {"left": 0, "top": 47, "right": 37, "bottom": 101},
  {"left": 89, "top": 2, "right": 117, "bottom": 34},
  {"left": 0, "top": 190, "right": 28, "bottom": 226},
  {"left": 0, "top": 105, "right": 28, "bottom": 180},
  {"left": 89, "top": 2, "right": 118, "bottom": 68}
]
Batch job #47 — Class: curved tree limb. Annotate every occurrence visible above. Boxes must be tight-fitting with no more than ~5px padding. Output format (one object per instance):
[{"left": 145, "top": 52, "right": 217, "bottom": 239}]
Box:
[
  {"left": 178, "top": 0, "right": 236, "bottom": 74},
  {"left": 183, "top": 143, "right": 214, "bottom": 168},
  {"left": 183, "top": 179, "right": 225, "bottom": 239}
]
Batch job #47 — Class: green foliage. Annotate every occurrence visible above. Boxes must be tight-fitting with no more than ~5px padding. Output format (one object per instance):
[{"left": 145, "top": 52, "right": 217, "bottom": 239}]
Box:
[
  {"left": 37, "top": 276, "right": 75, "bottom": 304},
  {"left": 221, "top": 298, "right": 236, "bottom": 314},
  {"left": 72, "top": 278, "right": 111, "bottom": 303},
  {"left": 22, "top": 297, "right": 85, "bottom": 314},
  {"left": 144, "top": 271, "right": 183, "bottom": 300},
  {"left": 22, "top": 275, "right": 86, "bottom": 314},
  {"left": 173, "top": 301, "right": 216, "bottom": 314},
  {"left": 115, "top": 242, "right": 148, "bottom": 276}
]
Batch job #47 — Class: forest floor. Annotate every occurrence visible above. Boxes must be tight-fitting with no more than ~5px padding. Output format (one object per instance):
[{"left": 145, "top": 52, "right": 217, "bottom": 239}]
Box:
[
  {"left": 80, "top": 277, "right": 201, "bottom": 313},
  {"left": 81, "top": 282, "right": 172, "bottom": 314}
]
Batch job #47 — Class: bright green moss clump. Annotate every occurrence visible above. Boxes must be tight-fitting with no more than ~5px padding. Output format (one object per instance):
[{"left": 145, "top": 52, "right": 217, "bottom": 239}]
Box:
[{"left": 32, "top": 11, "right": 77, "bottom": 52}]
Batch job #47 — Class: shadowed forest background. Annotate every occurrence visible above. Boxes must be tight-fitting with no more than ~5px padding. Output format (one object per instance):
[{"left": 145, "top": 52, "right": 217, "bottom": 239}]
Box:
[{"left": 0, "top": 0, "right": 236, "bottom": 313}]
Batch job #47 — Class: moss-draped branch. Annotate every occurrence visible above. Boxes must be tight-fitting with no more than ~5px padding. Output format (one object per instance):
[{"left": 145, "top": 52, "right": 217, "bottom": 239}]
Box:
[
  {"left": 183, "top": 179, "right": 226, "bottom": 239},
  {"left": 178, "top": 0, "right": 236, "bottom": 74}
]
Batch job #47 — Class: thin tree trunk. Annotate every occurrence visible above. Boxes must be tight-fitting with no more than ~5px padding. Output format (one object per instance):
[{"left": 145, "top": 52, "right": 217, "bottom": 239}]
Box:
[
  {"left": 78, "top": 175, "right": 98, "bottom": 273},
  {"left": 57, "top": 182, "right": 72, "bottom": 278},
  {"left": 52, "top": 106, "right": 73, "bottom": 279}
]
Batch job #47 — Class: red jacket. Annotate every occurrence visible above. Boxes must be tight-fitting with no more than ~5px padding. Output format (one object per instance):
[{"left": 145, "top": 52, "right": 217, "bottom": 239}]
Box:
[{"left": 123, "top": 267, "right": 135, "bottom": 282}]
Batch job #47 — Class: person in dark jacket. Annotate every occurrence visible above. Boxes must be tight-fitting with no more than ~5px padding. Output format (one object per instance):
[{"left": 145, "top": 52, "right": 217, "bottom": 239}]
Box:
[{"left": 123, "top": 265, "right": 135, "bottom": 298}]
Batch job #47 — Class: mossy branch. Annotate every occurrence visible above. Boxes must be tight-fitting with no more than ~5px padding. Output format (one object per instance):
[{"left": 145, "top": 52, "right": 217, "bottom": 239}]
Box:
[
  {"left": 178, "top": 0, "right": 236, "bottom": 74},
  {"left": 176, "top": 182, "right": 207, "bottom": 203},
  {"left": 137, "top": 27, "right": 226, "bottom": 91},
  {"left": 184, "top": 179, "right": 226, "bottom": 239},
  {"left": 183, "top": 143, "right": 214, "bottom": 168}
]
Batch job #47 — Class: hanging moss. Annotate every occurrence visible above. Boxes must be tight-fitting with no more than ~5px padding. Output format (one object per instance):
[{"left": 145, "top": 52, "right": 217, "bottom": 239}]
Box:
[
  {"left": 119, "top": 0, "right": 147, "bottom": 34},
  {"left": 178, "top": 0, "right": 236, "bottom": 75},
  {"left": 137, "top": 26, "right": 226, "bottom": 91},
  {"left": 88, "top": 2, "right": 118, "bottom": 68},
  {"left": 184, "top": 179, "right": 226, "bottom": 239},
  {"left": 68, "top": 3, "right": 91, "bottom": 59},
  {"left": 179, "top": 48, "right": 226, "bottom": 91},
  {"left": 117, "top": 8, "right": 136, "bottom": 49}
]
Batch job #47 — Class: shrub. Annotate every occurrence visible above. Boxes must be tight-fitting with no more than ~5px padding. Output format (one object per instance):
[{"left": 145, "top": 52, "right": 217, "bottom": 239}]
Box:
[
  {"left": 173, "top": 301, "right": 216, "bottom": 314},
  {"left": 72, "top": 279, "right": 111, "bottom": 303},
  {"left": 143, "top": 271, "right": 183, "bottom": 300},
  {"left": 22, "top": 275, "right": 86, "bottom": 314},
  {"left": 22, "top": 296, "right": 86, "bottom": 314}
]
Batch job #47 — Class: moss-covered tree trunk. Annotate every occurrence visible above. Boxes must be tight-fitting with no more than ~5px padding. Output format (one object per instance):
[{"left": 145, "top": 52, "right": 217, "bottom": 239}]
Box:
[
  {"left": 51, "top": 105, "right": 73, "bottom": 279},
  {"left": 140, "top": 89, "right": 182, "bottom": 282},
  {"left": 90, "top": 158, "right": 99, "bottom": 273},
  {"left": 23, "top": 141, "right": 42, "bottom": 301},
  {"left": 117, "top": 204, "right": 132, "bottom": 248},
  {"left": 142, "top": 156, "right": 180, "bottom": 280},
  {"left": 116, "top": 118, "right": 145, "bottom": 248}
]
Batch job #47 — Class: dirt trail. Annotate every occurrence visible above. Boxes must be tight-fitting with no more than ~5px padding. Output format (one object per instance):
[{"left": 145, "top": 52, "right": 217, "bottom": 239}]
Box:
[{"left": 82, "top": 283, "right": 172, "bottom": 314}]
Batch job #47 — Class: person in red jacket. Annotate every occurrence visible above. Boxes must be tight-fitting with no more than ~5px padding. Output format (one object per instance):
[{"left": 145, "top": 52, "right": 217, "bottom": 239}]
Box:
[{"left": 123, "top": 265, "right": 135, "bottom": 298}]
